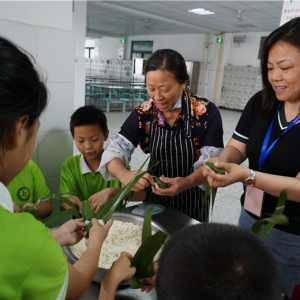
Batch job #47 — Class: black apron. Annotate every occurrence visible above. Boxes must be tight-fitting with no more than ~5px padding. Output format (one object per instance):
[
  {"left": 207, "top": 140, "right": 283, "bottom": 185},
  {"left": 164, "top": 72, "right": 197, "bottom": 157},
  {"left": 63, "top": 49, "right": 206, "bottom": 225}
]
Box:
[{"left": 145, "top": 93, "right": 209, "bottom": 222}]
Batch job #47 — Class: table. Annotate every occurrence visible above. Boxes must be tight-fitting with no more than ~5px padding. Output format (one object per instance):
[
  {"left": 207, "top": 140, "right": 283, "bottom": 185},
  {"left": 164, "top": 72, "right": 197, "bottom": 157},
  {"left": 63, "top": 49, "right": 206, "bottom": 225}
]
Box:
[
  {"left": 87, "top": 83, "right": 146, "bottom": 97},
  {"left": 80, "top": 201, "right": 199, "bottom": 300}
]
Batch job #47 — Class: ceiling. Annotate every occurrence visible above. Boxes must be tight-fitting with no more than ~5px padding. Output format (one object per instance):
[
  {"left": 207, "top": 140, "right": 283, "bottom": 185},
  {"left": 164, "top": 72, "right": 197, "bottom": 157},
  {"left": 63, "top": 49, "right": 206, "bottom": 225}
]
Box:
[{"left": 86, "top": 1, "right": 284, "bottom": 38}]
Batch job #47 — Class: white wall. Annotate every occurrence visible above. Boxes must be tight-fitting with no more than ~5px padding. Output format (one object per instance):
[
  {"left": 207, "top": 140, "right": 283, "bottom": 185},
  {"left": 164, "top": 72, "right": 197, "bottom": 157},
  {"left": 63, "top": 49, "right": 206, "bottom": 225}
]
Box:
[
  {"left": 90, "top": 33, "right": 206, "bottom": 61},
  {"left": 73, "top": 1, "right": 87, "bottom": 111},
  {"left": 223, "top": 32, "right": 270, "bottom": 67},
  {"left": 85, "top": 38, "right": 95, "bottom": 47},
  {"left": 0, "top": 1, "right": 72, "bottom": 31},
  {"left": 0, "top": 1, "right": 87, "bottom": 194},
  {"left": 94, "top": 37, "right": 124, "bottom": 60},
  {"left": 125, "top": 33, "right": 206, "bottom": 61}
]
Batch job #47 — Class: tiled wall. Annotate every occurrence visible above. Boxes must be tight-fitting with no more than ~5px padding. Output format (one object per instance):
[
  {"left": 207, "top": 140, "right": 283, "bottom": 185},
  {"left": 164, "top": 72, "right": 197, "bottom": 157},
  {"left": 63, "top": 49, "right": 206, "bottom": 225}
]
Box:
[
  {"left": 86, "top": 59, "right": 133, "bottom": 81},
  {"left": 219, "top": 65, "right": 262, "bottom": 111}
]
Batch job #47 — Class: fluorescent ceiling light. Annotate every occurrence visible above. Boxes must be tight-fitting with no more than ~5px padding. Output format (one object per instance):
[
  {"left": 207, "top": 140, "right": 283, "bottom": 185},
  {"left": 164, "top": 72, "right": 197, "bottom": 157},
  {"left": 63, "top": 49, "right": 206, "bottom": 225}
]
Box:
[{"left": 188, "top": 8, "right": 215, "bottom": 15}]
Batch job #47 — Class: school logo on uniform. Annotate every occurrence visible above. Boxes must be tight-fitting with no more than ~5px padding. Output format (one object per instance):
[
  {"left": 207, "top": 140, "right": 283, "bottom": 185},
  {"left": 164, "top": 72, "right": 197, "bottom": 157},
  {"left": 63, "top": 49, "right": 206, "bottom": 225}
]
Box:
[{"left": 17, "top": 187, "right": 30, "bottom": 202}]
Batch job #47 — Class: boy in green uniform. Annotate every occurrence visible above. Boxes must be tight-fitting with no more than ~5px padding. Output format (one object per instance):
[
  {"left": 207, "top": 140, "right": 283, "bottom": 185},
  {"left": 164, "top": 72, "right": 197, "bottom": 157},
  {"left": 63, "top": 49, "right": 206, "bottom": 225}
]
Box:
[
  {"left": 59, "top": 105, "right": 143, "bottom": 213},
  {"left": 7, "top": 159, "right": 52, "bottom": 218}
]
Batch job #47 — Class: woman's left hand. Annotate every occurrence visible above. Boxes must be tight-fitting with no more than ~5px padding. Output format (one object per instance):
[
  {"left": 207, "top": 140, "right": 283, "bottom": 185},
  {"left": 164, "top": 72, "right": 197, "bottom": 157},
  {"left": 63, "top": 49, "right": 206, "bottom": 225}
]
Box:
[{"left": 205, "top": 161, "right": 248, "bottom": 188}]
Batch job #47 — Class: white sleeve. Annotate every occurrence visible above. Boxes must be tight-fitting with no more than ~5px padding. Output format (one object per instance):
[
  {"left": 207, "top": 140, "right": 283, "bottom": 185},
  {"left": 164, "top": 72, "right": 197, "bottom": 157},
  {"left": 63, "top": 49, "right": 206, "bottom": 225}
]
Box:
[
  {"left": 0, "top": 182, "right": 14, "bottom": 212},
  {"left": 194, "top": 146, "right": 223, "bottom": 190},
  {"left": 99, "top": 134, "right": 136, "bottom": 180}
]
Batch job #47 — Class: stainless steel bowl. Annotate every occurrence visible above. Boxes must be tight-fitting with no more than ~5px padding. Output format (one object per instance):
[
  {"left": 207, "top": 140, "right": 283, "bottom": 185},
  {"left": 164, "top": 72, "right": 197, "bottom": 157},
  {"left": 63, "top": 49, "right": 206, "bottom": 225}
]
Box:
[{"left": 62, "top": 212, "right": 169, "bottom": 284}]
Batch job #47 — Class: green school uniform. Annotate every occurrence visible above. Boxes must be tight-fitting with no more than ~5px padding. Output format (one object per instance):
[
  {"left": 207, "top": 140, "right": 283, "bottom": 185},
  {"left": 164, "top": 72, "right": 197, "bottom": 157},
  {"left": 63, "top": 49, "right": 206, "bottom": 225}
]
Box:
[
  {"left": 7, "top": 159, "right": 50, "bottom": 209},
  {"left": 0, "top": 184, "right": 68, "bottom": 299},
  {"left": 59, "top": 154, "right": 122, "bottom": 201}
]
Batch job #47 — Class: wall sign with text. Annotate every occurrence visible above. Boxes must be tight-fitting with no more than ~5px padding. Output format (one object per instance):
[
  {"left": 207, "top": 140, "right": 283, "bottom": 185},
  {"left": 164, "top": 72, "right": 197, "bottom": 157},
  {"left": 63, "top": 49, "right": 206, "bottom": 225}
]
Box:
[{"left": 280, "top": 0, "right": 300, "bottom": 26}]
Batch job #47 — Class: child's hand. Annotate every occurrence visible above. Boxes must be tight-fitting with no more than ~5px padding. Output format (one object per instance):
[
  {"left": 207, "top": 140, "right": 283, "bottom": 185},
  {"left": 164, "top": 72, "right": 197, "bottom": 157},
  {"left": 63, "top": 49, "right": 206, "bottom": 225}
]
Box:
[
  {"left": 85, "top": 218, "right": 112, "bottom": 248},
  {"left": 99, "top": 251, "right": 136, "bottom": 300},
  {"left": 106, "top": 252, "right": 136, "bottom": 285},
  {"left": 141, "top": 262, "right": 158, "bottom": 292},
  {"left": 60, "top": 196, "right": 81, "bottom": 212},
  {"left": 52, "top": 218, "right": 86, "bottom": 246},
  {"left": 89, "top": 188, "right": 121, "bottom": 212},
  {"left": 13, "top": 202, "right": 22, "bottom": 213}
]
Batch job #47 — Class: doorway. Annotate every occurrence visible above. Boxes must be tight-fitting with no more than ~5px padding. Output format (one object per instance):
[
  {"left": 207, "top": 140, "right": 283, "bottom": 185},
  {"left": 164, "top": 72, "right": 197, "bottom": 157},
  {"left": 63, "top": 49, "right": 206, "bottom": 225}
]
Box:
[{"left": 131, "top": 41, "right": 153, "bottom": 59}]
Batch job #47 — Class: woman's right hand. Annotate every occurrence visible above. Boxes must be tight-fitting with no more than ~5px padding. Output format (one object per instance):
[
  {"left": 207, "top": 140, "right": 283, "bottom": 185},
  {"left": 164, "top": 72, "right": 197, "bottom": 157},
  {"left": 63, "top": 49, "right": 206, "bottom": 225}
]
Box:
[
  {"left": 85, "top": 218, "right": 113, "bottom": 247},
  {"left": 119, "top": 170, "right": 154, "bottom": 192},
  {"left": 202, "top": 157, "right": 221, "bottom": 177}
]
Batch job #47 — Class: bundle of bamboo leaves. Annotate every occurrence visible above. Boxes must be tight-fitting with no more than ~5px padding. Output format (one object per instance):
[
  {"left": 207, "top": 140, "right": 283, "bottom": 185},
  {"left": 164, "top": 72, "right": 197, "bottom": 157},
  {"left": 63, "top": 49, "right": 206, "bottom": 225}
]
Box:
[{"left": 130, "top": 208, "right": 167, "bottom": 288}]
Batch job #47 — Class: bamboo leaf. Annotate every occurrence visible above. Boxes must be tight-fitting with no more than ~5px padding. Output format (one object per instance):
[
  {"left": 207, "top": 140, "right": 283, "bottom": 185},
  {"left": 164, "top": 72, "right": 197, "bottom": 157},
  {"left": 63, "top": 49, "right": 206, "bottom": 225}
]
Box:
[
  {"left": 251, "top": 214, "right": 289, "bottom": 239},
  {"left": 273, "top": 190, "right": 287, "bottom": 215},
  {"left": 130, "top": 275, "right": 144, "bottom": 289},
  {"left": 251, "top": 189, "right": 289, "bottom": 239},
  {"left": 201, "top": 183, "right": 211, "bottom": 213},
  {"left": 261, "top": 221, "right": 275, "bottom": 240},
  {"left": 211, "top": 187, "right": 217, "bottom": 213},
  {"left": 153, "top": 177, "right": 167, "bottom": 189},
  {"left": 39, "top": 194, "right": 78, "bottom": 210},
  {"left": 23, "top": 205, "right": 40, "bottom": 218},
  {"left": 22, "top": 194, "right": 80, "bottom": 224},
  {"left": 142, "top": 208, "right": 153, "bottom": 243},
  {"left": 96, "top": 158, "right": 160, "bottom": 224},
  {"left": 85, "top": 155, "right": 158, "bottom": 233},
  {"left": 205, "top": 161, "right": 225, "bottom": 175},
  {"left": 44, "top": 209, "right": 81, "bottom": 227},
  {"left": 131, "top": 231, "right": 167, "bottom": 281},
  {"left": 81, "top": 200, "right": 96, "bottom": 221}
]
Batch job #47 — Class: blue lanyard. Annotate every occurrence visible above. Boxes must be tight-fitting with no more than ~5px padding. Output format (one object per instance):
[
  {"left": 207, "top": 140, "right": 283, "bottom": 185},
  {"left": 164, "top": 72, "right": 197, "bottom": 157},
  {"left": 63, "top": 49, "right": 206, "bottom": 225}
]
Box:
[{"left": 258, "top": 103, "right": 300, "bottom": 171}]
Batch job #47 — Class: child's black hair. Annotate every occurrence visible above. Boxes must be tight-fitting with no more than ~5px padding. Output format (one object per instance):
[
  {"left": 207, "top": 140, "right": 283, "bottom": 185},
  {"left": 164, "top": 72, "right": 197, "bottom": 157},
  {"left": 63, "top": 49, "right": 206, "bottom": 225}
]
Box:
[
  {"left": 156, "top": 223, "right": 281, "bottom": 300},
  {"left": 70, "top": 105, "right": 108, "bottom": 137}
]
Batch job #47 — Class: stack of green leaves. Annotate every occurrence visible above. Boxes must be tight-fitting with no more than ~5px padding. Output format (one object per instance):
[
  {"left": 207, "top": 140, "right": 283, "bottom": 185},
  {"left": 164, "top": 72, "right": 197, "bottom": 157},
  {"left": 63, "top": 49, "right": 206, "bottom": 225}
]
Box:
[
  {"left": 130, "top": 208, "right": 168, "bottom": 289},
  {"left": 251, "top": 190, "right": 289, "bottom": 239}
]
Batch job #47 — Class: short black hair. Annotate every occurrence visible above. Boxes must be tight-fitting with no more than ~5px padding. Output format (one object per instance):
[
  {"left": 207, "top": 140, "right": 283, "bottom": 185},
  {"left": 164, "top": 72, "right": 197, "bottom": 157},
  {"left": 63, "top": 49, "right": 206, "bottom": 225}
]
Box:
[
  {"left": 144, "top": 49, "right": 189, "bottom": 84},
  {"left": 260, "top": 17, "right": 300, "bottom": 115},
  {"left": 156, "top": 223, "right": 281, "bottom": 300},
  {"left": 70, "top": 105, "right": 108, "bottom": 137},
  {"left": 0, "top": 37, "right": 48, "bottom": 163}
]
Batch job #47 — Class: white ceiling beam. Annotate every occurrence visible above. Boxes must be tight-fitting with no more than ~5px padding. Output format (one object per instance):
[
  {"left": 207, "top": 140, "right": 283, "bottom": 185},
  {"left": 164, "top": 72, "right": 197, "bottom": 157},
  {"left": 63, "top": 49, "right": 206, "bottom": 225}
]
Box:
[
  {"left": 86, "top": 28, "right": 122, "bottom": 38},
  {"left": 92, "top": 1, "right": 221, "bottom": 35}
]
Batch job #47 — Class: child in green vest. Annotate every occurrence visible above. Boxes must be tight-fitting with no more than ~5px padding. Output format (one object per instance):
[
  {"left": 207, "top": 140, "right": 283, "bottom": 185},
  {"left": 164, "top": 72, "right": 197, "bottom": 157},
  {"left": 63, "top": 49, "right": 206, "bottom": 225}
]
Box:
[
  {"left": 59, "top": 105, "right": 144, "bottom": 213},
  {"left": 7, "top": 159, "right": 52, "bottom": 218}
]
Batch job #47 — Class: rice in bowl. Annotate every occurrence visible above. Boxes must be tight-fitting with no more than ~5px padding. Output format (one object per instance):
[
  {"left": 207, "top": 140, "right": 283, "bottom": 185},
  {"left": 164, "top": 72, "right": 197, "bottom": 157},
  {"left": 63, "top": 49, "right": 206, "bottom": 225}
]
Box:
[{"left": 71, "top": 220, "right": 153, "bottom": 269}]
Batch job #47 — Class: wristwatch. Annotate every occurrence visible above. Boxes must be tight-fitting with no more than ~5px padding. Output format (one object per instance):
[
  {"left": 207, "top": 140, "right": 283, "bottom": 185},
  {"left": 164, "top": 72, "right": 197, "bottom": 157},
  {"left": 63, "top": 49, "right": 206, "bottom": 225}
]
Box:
[{"left": 243, "top": 169, "right": 256, "bottom": 186}]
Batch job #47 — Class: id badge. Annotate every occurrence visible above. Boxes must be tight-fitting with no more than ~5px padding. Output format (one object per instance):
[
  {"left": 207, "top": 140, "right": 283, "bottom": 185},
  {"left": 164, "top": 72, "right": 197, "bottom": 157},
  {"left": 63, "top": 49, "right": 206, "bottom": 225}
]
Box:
[{"left": 243, "top": 186, "right": 264, "bottom": 217}]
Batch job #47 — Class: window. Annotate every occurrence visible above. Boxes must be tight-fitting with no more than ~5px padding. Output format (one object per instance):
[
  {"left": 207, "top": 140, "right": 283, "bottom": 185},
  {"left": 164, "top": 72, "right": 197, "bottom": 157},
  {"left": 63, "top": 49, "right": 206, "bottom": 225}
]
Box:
[{"left": 258, "top": 37, "right": 267, "bottom": 59}]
